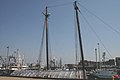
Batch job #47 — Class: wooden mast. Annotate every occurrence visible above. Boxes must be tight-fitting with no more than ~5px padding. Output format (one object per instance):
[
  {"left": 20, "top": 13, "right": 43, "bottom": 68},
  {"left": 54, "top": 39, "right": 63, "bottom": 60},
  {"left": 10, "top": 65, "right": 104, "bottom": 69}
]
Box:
[
  {"left": 45, "top": 6, "right": 49, "bottom": 70},
  {"left": 74, "top": 1, "right": 86, "bottom": 79}
]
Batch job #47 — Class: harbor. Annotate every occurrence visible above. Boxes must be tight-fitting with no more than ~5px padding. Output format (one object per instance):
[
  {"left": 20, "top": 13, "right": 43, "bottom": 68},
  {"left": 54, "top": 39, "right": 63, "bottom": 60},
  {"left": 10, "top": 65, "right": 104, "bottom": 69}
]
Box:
[{"left": 1, "top": 0, "right": 120, "bottom": 80}]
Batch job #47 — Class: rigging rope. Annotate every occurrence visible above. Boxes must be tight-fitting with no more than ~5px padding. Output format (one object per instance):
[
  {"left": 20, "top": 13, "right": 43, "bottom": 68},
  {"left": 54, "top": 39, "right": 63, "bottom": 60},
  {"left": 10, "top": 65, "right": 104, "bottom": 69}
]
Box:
[
  {"left": 40, "top": 1, "right": 117, "bottom": 63},
  {"left": 80, "top": 11, "right": 113, "bottom": 58},
  {"left": 48, "top": 28, "right": 53, "bottom": 64},
  {"left": 38, "top": 16, "right": 46, "bottom": 68},
  {"left": 48, "top": 2, "right": 73, "bottom": 8},
  {"left": 78, "top": 3, "right": 120, "bottom": 37},
  {"left": 74, "top": 6, "right": 79, "bottom": 65}
]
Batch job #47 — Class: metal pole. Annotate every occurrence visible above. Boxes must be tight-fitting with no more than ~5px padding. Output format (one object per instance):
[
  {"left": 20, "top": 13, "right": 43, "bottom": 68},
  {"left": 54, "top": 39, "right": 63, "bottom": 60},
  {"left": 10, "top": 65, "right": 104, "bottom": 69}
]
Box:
[
  {"left": 74, "top": 1, "right": 86, "bottom": 79},
  {"left": 97, "top": 43, "right": 101, "bottom": 69},
  {"left": 95, "top": 48, "right": 98, "bottom": 69},
  {"left": 17, "top": 49, "right": 19, "bottom": 64},
  {"left": 6, "top": 46, "right": 9, "bottom": 69}
]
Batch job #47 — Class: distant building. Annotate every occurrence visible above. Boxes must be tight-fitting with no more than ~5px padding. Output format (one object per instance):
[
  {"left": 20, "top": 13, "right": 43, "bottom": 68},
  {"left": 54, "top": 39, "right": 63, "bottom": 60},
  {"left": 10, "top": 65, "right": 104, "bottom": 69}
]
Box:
[
  {"left": 104, "top": 59, "right": 115, "bottom": 66},
  {"left": 79, "top": 60, "right": 96, "bottom": 67},
  {"left": 116, "top": 57, "right": 120, "bottom": 66},
  {"left": 78, "top": 59, "right": 115, "bottom": 70}
]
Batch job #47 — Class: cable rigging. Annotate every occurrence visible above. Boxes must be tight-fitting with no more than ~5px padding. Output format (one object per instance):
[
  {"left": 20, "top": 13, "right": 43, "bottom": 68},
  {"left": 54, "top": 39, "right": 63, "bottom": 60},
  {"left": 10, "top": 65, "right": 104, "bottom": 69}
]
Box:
[
  {"left": 38, "top": 16, "right": 46, "bottom": 69},
  {"left": 48, "top": 2, "right": 73, "bottom": 8},
  {"left": 80, "top": 11, "right": 113, "bottom": 58},
  {"left": 74, "top": 10, "right": 79, "bottom": 65},
  {"left": 78, "top": 3, "right": 120, "bottom": 37},
  {"left": 40, "top": 1, "right": 116, "bottom": 67},
  {"left": 48, "top": 27, "right": 53, "bottom": 66},
  {"left": 39, "top": 7, "right": 54, "bottom": 70}
]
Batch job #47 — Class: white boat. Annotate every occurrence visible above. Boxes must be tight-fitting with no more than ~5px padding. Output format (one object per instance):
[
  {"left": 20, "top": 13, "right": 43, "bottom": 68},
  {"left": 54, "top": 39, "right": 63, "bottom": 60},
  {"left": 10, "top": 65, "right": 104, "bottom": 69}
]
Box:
[{"left": 89, "top": 69, "right": 117, "bottom": 79}]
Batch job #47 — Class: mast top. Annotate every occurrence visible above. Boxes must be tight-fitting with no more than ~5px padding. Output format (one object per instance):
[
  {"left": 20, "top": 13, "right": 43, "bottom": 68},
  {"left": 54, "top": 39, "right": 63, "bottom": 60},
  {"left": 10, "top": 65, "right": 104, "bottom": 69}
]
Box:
[
  {"left": 74, "top": 1, "right": 80, "bottom": 12},
  {"left": 74, "top": 1, "right": 79, "bottom": 10},
  {"left": 45, "top": 6, "right": 50, "bottom": 17}
]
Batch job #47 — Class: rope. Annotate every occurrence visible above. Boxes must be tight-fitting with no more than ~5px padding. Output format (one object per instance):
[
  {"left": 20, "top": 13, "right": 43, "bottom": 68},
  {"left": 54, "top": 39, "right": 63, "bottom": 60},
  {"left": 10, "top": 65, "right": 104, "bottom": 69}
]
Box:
[
  {"left": 48, "top": 28, "right": 53, "bottom": 65},
  {"left": 48, "top": 2, "right": 73, "bottom": 8},
  {"left": 74, "top": 6, "right": 79, "bottom": 65},
  {"left": 78, "top": 3, "right": 120, "bottom": 37},
  {"left": 80, "top": 11, "right": 113, "bottom": 58},
  {"left": 74, "top": 5, "right": 80, "bottom": 78},
  {"left": 38, "top": 16, "right": 46, "bottom": 68}
]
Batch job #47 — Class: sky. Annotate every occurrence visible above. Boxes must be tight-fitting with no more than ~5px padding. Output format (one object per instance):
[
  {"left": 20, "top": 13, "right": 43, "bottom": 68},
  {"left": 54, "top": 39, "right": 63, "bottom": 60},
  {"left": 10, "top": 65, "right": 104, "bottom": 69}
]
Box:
[{"left": 0, "top": 0, "right": 120, "bottom": 65}]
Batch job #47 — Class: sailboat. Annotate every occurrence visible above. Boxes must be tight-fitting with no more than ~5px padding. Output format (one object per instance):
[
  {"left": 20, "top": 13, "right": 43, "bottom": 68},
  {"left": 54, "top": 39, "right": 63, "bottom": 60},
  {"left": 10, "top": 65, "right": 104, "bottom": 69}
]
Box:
[
  {"left": 10, "top": 0, "right": 119, "bottom": 79},
  {"left": 88, "top": 69, "right": 117, "bottom": 79},
  {"left": 10, "top": 1, "right": 87, "bottom": 79},
  {"left": 88, "top": 45, "right": 117, "bottom": 79}
]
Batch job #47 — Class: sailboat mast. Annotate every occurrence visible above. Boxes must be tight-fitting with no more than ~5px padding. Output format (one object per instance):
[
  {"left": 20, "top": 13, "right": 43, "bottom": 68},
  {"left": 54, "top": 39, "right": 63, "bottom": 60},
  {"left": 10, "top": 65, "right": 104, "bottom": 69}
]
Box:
[
  {"left": 97, "top": 43, "right": 101, "bottom": 69},
  {"left": 95, "top": 48, "right": 98, "bottom": 69},
  {"left": 74, "top": 1, "right": 86, "bottom": 79},
  {"left": 6, "top": 46, "right": 9, "bottom": 69},
  {"left": 45, "top": 7, "right": 49, "bottom": 70}
]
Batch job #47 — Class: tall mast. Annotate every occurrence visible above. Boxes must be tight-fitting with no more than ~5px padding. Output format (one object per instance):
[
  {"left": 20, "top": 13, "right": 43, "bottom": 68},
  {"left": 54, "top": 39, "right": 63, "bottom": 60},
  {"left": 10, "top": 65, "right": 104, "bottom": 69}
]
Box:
[
  {"left": 95, "top": 48, "right": 98, "bottom": 69},
  {"left": 74, "top": 1, "right": 86, "bottom": 79},
  {"left": 97, "top": 43, "right": 101, "bottom": 69},
  {"left": 45, "top": 7, "right": 49, "bottom": 70},
  {"left": 6, "top": 46, "right": 9, "bottom": 69}
]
